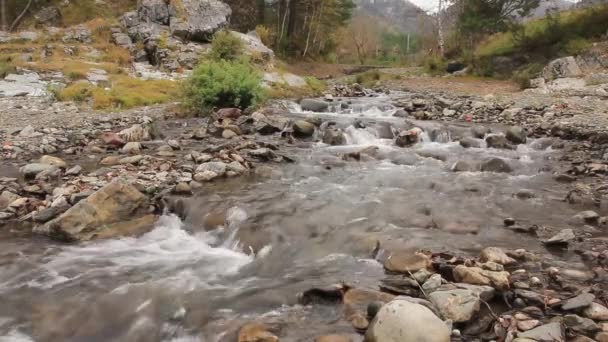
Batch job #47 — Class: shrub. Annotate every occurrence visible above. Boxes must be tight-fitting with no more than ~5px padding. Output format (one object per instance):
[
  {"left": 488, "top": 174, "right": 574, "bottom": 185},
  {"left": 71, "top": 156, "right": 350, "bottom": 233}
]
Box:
[
  {"left": 424, "top": 57, "right": 448, "bottom": 75},
  {"left": 512, "top": 63, "right": 544, "bottom": 89},
  {"left": 0, "top": 59, "right": 15, "bottom": 78},
  {"left": 255, "top": 25, "right": 273, "bottom": 47},
  {"left": 305, "top": 77, "right": 326, "bottom": 95},
  {"left": 355, "top": 70, "right": 382, "bottom": 85},
  {"left": 210, "top": 31, "right": 245, "bottom": 62},
  {"left": 182, "top": 59, "right": 266, "bottom": 114}
]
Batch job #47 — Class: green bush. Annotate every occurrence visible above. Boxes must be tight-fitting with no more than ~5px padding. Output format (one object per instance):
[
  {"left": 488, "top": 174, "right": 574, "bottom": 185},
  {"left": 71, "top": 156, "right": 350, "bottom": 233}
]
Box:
[
  {"left": 355, "top": 70, "right": 382, "bottom": 85},
  {"left": 210, "top": 31, "right": 245, "bottom": 61},
  {"left": 512, "top": 63, "right": 544, "bottom": 89},
  {"left": 424, "top": 57, "right": 448, "bottom": 75},
  {"left": 0, "top": 59, "right": 15, "bottom": 79},
  {"left": 305, "top": 77, "right": 326, "bottom": 95},
  {"left": 182, "top": 59, "right": 266, "bottom": 114}
]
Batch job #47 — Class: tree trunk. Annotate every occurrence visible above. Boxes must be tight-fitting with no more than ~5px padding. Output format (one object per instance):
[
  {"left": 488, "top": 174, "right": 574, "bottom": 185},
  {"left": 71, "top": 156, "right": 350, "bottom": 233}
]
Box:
[
  {"left": 287, "top": 0, "right": 297, "bottom": 38},
  {"left": 10, "top": 0, "right": 34, "bottom": 32},
  {"left": 436, "top": 0, "right": 445, "bottom": 56},
  {"left": 257, "top": 0, "right": 265, "bottom": 24},
  {"left": 1, "top": 0, "right": 7, "bottom": 31}
]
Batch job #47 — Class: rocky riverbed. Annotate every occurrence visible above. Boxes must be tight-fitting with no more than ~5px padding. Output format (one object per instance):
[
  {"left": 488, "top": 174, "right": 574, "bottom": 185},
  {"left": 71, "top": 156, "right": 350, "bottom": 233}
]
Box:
[{"left": 1, "top": 85, "right": 608, "bottom": 342}]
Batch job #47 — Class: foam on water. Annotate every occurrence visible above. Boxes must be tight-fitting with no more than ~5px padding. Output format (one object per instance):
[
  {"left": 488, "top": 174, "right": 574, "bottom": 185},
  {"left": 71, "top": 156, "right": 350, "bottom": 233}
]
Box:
[
  {"left": 4, "top": 215, "right": 253, "bottom": 291},
  {"left": 0, "top": 329, "right": 34, "bottom": 342}
]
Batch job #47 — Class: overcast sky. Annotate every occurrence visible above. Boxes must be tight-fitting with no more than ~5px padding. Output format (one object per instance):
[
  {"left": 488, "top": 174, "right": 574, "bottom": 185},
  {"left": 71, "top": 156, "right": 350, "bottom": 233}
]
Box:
[
  {"left": 409, "top": 0, "right": 440, "bottom": 12},
  {"left": 407, "top": 0, "right": 577, "bottom": 13}
]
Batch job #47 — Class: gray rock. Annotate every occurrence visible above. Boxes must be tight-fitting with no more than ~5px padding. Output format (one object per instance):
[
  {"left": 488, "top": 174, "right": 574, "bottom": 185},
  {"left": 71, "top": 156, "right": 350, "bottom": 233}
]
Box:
[
  {"left": 563, "top": 314, "right": 600, "bottom": 335},
  {"left": 20, "top": 163, "right": 59, "bottom": 179},
  {"left": 37, "top": 180, "right": 149, "bottom": 241},
  {"left": 323, "top": 127, "right": 346, "bottom": 146},
  {"left": 428, "top": 289, "right": 480, "bottom": 322},
  {"left": 0, "top": 73, "right": 49, "bottom": 97},
  {"left": 395, "top": 128, "right": 423, "bottom": 148},
  {"left": 393, "top": 109, "right": 409, "bottom": 118},
  {"left": 530, "top": 138, "right": 555, "bottom": 151},
  {"left": 293, "top": 120, "right": 316, "bottom": 137},
  {"left": 367, "top": 301, "right": 384, "bottom": 319},
  {"left": 422, "top": 274, "right": 443, "bottom": 293},
  {"left": 376, "top": 122, "right": 395, "bottom": 139},
  {"left": 583, "top": 302, "right": 608, "bottom": 321},
  {"left": 301, "top": 98, "right": 329, "bottom": 112},
  {"left": 577, "top": 210, "right": 600, "bottom": 224},
  {"left": 62, "top": 25, "right": 92, "bottom": 43},
  {"left": 543, "top": 56, "right": 583, "bottom": 80},
  {"left": 459, "top": 137, "right": 482, "bottom": 148},
  {"left": 365, "top": 299, "right": 450, "bottom": 342},
  {"left": 32, "top": 202, "right": 70, "bottom": 223},
  {"left": 18, "top": 125, "right": 36, "bottom": 137},
  {"left": 518, "top": 322, "right": 564, "bottom": 342},
  {"left": 481, "top": 158, "right": 512, "bottom": 173},
  {"left": 471, "top": 126, "right": 490, "bottom": 139},
  {"left": 169, "top": 0, "right": 231, "bottom": 42},
  {"left": 451, "top": 160, "right": 478, "bottom": 172},
  {"left": 480, "top": 247, "right": 516, "bottom": 265},
  {"left": 485, "top": 134, "right": 513, "bottom": 149},
  {"left": 196, "top": 161, "right": 227, "bottom": 176},
  {"left": 562, "top": 293, "right": 595, "bottom": 311},
  {"left": 506, "top": 126, "right": 527, "bottom": 145},
  {"left": 35, "top": 6, "right": 62, "bottom": 25},
  {"left": 543, "top": 228, "right": 575, "bottom": 246}
]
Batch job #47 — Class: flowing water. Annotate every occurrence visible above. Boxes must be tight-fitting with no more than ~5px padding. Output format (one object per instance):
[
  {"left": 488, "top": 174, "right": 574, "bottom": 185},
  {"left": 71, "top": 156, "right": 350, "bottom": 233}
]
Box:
[{"left": 0, "top": 94, "right": 591, "bottom": 341}]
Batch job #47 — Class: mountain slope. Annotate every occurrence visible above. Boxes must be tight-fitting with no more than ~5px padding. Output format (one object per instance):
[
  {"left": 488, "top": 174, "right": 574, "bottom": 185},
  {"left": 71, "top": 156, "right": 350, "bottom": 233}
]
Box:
[{"left": 354, "top": 0, "right": 430, "bottom": 33}]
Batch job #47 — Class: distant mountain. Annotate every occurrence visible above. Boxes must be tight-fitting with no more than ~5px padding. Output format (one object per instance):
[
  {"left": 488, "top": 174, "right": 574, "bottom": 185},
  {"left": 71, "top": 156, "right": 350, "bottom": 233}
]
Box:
[{"left": 354, "top": 0, "right": 430, "bottom": 33}]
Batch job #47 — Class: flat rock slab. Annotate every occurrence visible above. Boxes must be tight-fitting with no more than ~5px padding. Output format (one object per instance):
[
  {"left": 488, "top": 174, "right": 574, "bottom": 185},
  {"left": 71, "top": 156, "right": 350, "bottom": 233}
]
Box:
[
  {"left": 518, "top": 322, "right": 564, "bottom": 342},
  {"left": 562, "top": 293, "right": 595, "bottom": 311},
  {"left": 0, "top": 73, "right": 49, "bottom": 97}
]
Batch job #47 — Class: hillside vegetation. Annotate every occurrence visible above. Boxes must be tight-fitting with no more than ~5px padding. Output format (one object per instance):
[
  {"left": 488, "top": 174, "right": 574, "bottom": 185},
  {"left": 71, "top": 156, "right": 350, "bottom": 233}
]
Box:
[{"left": 472, "top": 4, "right": 608, "bottom": 77}]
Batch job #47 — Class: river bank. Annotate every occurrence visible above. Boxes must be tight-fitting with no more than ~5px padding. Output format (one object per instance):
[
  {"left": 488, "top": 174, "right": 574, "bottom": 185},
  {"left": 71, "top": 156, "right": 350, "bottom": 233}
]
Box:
[{"left": 1, "top": 80, "right": 608, "bottom": 341}]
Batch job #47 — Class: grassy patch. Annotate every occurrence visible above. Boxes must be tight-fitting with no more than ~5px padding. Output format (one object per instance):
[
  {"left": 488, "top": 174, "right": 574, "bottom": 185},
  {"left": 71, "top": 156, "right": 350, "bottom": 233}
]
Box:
[
  {"left": 267, "top": 76, "right": 327, "bottom": 99},
  {"left": 476, "top": 5, "right": 608, "bottom": 59},
  {"left": 57, "top": 0, "right": 137, "bottom": 26},
  {"left": 355, "top": 70, "right": 381, "bottom": 85},
  {"left": 57, "top": 76, "right": 178, "bottom": 110},
  {"left": 0, "top": 58, "right": 16, "bottom": 78},
  {"left": 100, "top": 46, "right": 133, "bottom": 66}
]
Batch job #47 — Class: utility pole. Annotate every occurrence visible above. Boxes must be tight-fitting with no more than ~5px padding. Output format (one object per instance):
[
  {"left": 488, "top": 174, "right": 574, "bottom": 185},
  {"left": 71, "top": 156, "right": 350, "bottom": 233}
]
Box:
[{"left": 437, "top": 0, "right": 445, "bottom": 56}]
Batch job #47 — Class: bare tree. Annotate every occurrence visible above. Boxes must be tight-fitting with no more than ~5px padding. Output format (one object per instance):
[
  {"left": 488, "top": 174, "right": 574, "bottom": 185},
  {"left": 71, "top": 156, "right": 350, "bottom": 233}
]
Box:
[
  {"left": 10, "top": 0, "right": 34, "bottom": 32},
  {"left": 1, "top": 0, "right": 7, "bottom": 31},
  {"left": 437, "top": 0, "right": 445, "bottom": 56}
]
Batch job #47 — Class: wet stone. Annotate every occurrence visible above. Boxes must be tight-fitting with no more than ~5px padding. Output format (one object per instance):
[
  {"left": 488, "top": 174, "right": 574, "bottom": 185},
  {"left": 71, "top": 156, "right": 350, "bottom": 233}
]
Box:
[{"left": 562, "top": 293, "right": 595, "bottom": 311}]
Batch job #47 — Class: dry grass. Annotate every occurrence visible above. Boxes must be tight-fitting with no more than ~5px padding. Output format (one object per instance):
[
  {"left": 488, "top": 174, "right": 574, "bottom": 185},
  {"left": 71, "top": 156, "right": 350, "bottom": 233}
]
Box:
[{"left": 57, "top": 76, "right": 178, "bottom": 110}]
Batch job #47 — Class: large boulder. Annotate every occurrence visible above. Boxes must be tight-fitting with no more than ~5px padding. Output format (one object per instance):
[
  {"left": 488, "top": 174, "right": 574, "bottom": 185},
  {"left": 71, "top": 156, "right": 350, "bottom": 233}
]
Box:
[
  {"left": 170, "top": 0, "right": 231, "bottom": 42},
  {"left": 485, "top": 134, "right": 513, "bottom": 149},
  {"left": 384, "top": 251, "right": 431, "bottom": 273},
  {"left": 365, "top": 299, "right": 450, "bottom": 342},
  {"left": 138, "top": 0, "right": 173, "bottom": 25},
  {"left": 428, "top": 289, "right": 480, "bottom": 322},
  {"left": 481, "top": 158, "right": 512, "bottom": 173},
  {"left": 543, "top": 56, "right": 583, "bottom": 80},
  {"left": 506, "top": 126, "right": 527, "bottom": 145},
  {"left": 35, "top": 6, "right": 62, "bottom": 25},
  {"left": 323, "top": 127, "right": 346, "bottom": 145},
  {"left": 132, "top": 0, "right": 230, "bottom": 43},
  {"left": 37, "top": 180, "right": 150, "bottom": 241},
  {"left": 301, "top": 99, "right": 330, "bottom": 112},
  {"left": 293, "top": 120, "right": 316, "bottom": 137}
]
